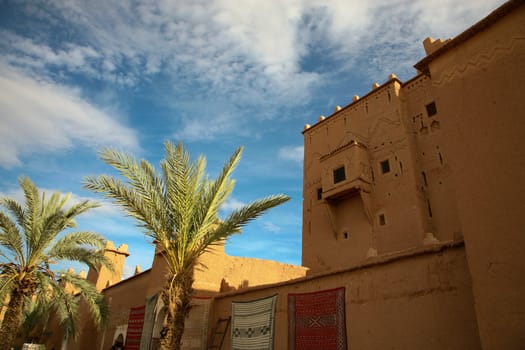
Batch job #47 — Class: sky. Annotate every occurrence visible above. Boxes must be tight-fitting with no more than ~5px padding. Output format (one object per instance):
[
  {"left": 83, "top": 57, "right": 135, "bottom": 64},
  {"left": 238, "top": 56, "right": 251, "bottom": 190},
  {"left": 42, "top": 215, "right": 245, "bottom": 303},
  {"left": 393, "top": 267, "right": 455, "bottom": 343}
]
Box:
[{"left": 0, "top": 0, "right": 505, "bottom": 278}]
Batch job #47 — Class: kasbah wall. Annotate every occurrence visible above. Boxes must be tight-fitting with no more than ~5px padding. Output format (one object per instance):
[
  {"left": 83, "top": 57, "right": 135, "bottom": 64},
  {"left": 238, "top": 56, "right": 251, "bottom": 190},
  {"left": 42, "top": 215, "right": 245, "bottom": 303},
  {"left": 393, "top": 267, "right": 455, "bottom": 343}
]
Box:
[{"left": 44, "top": 1, "right": 524, "bottom": 349}]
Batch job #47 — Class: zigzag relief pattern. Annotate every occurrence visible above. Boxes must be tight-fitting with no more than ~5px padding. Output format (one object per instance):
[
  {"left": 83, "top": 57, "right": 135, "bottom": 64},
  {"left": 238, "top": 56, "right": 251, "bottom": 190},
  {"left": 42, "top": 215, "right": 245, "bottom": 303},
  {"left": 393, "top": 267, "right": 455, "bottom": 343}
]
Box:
[
  {"left": 305, "top": 151, "right": 322, "bottom": 170},
  {"left": 433, "top": 36, "right": 525, "bottom": 86},
  {"left": 368, "top": 114, "right": 402, "bottom": 142}
]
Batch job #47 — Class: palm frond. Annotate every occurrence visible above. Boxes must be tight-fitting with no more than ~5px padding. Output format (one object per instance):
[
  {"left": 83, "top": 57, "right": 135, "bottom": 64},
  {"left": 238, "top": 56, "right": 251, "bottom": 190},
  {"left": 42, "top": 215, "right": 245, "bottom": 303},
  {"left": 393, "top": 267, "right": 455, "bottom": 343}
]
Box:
[
  {"left": 191, "top": 147, "right": 242, "bottom": 245},
  {"left": 0, "top": 211, "right": 24, "bottom": 263},
  {"left": 0, "top": 198, "right": 25, "bottom": 229},
  {"left": 50, "top": 246, "right": 111, "bottom": 272},
  {"left": 19, "top": 177, "right": 41, "bottom": 260},
  {"left": 59, "top": 272, "right": 109, "bottom": 329},
  {"left": 50, "top": 231, "right": 106, "bottom": 251},
  {"left": 163, "top": 142, "right": 193, "bottom": 243},
  {"left": 0, "top": 274, "right": 15, "bottom": 302},
  {"left": 63, "top": 199, "right": 99, "bottom": 225},
  {"left": 199, "top": 195, "right": 290, "bottom": 254},
  {"left": 98, "top": 149, "right": 166, "bottom": 226},
  {"left": 84, "top": 175, "right": 163, "bottom": 238}
]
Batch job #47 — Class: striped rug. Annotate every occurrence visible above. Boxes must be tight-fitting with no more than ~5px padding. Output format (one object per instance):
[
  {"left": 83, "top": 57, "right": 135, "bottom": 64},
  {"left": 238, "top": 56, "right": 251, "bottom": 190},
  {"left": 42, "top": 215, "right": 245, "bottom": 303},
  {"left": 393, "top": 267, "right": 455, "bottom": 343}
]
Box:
[
  {"left": 231, "top": 294, "right": 278, "bottom": 350},
  {"left": 288, "top": 287, "right": 347, "bottom": 350},
  {"left": 124, "top": 305, "right": 146, "bottom": 350}
]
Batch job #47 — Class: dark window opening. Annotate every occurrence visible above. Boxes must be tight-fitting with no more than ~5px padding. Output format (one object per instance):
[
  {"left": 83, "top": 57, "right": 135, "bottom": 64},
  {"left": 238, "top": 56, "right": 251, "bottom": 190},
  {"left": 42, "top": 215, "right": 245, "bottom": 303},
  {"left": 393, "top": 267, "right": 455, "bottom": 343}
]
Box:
[
  {"left": 343, "top": 232, "right": 349, "bottom": 239},
  {"left": 438, "top": 152, "right": 443, "bottom": 165},
  {"left": 333, "top": 166, "right": 346, "bottom": 183},
  {"left": 399, "top": 161, "right": 403, "bottom": 174},
  {"left": 427, "top": 200, "right": 433, "bottom": 218},
  {"left": 317, "top": 188, "right": 323, "bottom": 200},
  {"left": 422, "top": 171, "right": 428, "bottom": 186},
  {"left": 379, "top": 214, "right": 386, "bottom": 226},
  {"left": 426, "top": 102, "right": 437, "bottom": 117},
  {"left": 380, "top": 159, "right": 391, "bottom": 174}
]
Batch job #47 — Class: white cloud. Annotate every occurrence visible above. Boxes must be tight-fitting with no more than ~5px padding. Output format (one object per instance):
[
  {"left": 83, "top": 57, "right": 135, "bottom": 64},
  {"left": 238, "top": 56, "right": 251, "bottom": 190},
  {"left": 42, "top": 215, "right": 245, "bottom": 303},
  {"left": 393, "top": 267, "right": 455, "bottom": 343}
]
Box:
[
  {"left": 2, "top": 31, "right": 100, "bottom": 73},
  {"left": 0, "top": 184, "right": 121, "bottom": 219},
  {"left": 220, "top": 197, "right": 246, "bottom": 213},
  {"left": 1, "top": 0, "right": 505, "bottom": 142},
  {"left": 279, "top": 146, "right": 304, "bottom": 163},
  {"left": 261, "top": 221, "right": 281, "bottom": 233},
  {"left": 0, "top": 65, "right": 139, "bottom": 168}
]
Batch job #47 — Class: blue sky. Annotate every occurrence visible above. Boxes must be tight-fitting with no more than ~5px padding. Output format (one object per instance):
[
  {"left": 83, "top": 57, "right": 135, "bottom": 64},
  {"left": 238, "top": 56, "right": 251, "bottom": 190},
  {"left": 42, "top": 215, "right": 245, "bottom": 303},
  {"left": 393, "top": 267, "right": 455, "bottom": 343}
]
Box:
[{"left": 0, "top": 0, "right": 504, "bottom": 278}]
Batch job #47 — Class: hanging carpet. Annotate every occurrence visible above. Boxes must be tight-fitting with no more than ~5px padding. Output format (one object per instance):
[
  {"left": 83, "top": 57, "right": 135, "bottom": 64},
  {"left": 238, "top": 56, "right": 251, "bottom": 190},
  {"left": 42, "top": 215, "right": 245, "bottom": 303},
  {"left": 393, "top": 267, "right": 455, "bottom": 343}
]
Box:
[
  {"left": 231, "top": 294, "right": 278, "bottom": 350},
  {"left": 288, "top": 287, "right": 347, "bottom": 350},
  {"left": 124, "top": 305, "right": 146, "bottom": 350}
]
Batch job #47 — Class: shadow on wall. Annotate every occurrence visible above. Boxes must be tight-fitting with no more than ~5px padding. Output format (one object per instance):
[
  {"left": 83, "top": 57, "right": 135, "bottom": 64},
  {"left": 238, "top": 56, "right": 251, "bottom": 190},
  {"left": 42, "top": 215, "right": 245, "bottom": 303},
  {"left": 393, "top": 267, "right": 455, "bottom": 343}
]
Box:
[{"left": 220, "top": 278, "right": 249, "bottom": 292}]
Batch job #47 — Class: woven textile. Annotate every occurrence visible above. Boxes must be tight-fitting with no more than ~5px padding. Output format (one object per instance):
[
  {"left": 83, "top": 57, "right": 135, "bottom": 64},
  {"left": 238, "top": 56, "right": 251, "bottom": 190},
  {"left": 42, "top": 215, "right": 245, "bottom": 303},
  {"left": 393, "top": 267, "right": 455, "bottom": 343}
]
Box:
[
  {"left": 181, "top": 296, "right": 211, "bottom": 350},
  {"left": 124, "top": 305, "right": 146, "bottom": 350},
  {"left": 231, "top": 294, "right": 278, "bottom": 350},
  {"left": 288, "top": 287, "right": 347, "bottom": 350}
]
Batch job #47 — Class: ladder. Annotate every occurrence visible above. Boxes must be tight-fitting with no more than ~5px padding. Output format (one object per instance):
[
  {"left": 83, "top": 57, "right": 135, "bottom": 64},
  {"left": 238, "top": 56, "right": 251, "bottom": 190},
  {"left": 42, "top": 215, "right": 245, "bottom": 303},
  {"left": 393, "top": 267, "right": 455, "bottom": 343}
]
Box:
[{"left": 207, "top": 316, "right": 231, "bottom": 350}]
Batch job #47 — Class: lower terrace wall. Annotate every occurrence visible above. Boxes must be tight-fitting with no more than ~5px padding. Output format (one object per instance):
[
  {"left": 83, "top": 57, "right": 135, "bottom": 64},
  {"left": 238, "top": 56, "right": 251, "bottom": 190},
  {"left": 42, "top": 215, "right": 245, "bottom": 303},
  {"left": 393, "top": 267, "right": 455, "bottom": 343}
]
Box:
[
  {"left": 208, "top": 241, "right": 481, "bottom": 350},
  {"left": 68, "top": 270, "right": 153, "bottom": 350}
]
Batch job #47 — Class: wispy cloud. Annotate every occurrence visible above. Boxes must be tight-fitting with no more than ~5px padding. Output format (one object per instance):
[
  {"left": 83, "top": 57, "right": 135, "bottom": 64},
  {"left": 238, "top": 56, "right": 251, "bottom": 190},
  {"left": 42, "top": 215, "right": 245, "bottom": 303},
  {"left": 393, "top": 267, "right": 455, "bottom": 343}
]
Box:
[
  {"left": 220, "top": 197, "right": 246, "bottom": 214},
  {"left": 0, "top": 0, "right": 504, "bottom": 143},
  {"left": 0, "top": 64, "right": 139, "bottom": 168},
  {"left": 261, "top": 221, "right": 282, "bottom": 233},
  {"left": 278, "top": 146, "right": 304, "bottom": 164}
]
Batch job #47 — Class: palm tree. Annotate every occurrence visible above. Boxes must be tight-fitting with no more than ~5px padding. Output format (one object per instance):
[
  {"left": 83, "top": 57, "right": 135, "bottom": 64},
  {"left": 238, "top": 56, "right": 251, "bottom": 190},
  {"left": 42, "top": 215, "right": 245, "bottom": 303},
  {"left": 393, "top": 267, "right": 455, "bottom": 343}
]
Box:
[
  {"left": 18, "top": 270, "right": 108, "bottom": 345},
  {"left": 84, "top": 141, "right": 290, "bottom": 350},
  {"left": 0, "top": 177, "right": 110, "bottom": 350}
]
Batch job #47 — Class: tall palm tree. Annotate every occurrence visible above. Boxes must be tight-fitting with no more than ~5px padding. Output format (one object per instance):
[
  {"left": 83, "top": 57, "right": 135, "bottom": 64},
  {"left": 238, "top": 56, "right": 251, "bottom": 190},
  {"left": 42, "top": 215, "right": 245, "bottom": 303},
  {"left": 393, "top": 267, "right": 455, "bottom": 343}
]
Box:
[
  {"left": 0, "top": 177, "right": 110, "bottom": 350},
  {"left": 84, "top": 141, "right": 290, "bottom": 350}
]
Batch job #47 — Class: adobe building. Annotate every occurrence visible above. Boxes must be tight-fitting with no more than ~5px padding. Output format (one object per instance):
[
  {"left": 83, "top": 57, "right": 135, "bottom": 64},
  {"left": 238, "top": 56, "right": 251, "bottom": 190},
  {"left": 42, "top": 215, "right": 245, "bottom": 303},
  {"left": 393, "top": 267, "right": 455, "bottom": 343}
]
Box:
[
  {"left": 42, "top": 241, "right": 307, "bottom": 350},
  {"left": 43, "top": 1, "right": 524, "bottom": 349}
]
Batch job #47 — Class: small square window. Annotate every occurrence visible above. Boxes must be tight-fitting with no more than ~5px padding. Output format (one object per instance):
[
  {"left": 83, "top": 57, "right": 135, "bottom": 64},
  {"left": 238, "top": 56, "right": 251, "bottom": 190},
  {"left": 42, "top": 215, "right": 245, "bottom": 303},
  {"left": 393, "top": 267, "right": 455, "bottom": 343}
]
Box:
[
  {"left": 426, "top": 102, "right": 437, "bottom": 117},
  {"left": 317, "top": 188, "right": 323, "bottom": 200},
  {"left": 380, "top": 159, "right": 390, "bottom": 174},
  {"left": 378, "top": 214, "right": 386, "bottom": 226},
  {"left": 333, "top": 166, "right": 346, "bottom": 183}
]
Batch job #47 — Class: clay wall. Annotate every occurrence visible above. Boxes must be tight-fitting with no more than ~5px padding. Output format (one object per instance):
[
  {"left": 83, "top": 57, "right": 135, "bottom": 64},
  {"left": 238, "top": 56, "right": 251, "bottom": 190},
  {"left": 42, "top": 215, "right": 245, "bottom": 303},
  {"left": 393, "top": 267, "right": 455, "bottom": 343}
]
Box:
[
  {"left": 208, "top": 243, "right": 481, "bottom": 350},
  {"left": 303, "top": 79, "right": 430, "bottom": 273},
  {"left": 146, "top": 243, "right": 307, "bottom": 298},
  {"left": 94, "top": 270, "right": 151, "bottom": 350},
  {"left": 401, "top": 74, "right": 463, "bottom": 243},
  {"left": 44, "top": 270, "right": 151, "bottom": 350},
  {"left": 56, "top": 244, "right": 306, "bottom": 350},
  {"left": 86, "top": 242, "right": 129, "bottom": 292},
  {"left": 419, "top": 2, "right": 525, "bottom": 348}
]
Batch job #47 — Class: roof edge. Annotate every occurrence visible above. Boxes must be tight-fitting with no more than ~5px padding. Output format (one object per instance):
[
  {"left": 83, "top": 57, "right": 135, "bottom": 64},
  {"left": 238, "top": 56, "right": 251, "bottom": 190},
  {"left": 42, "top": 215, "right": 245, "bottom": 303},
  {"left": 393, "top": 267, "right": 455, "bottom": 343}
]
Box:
[
  {"left": 302, "top": 77, "right": 402, "bottom": 135},
  {"left": 414, "top": 0, "right": 524, "bottom": 71}
]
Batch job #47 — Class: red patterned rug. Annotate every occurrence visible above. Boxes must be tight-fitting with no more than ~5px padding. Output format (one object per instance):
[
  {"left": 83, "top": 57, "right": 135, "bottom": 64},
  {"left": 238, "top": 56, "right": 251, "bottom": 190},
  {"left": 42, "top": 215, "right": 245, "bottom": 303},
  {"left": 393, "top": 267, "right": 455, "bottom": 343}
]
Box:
[
  {"left": 124, "top": 305, "right": 146, "bottom": 350},
  {"left": 288, "top": 287, "right": 347, "bottom": 350}
]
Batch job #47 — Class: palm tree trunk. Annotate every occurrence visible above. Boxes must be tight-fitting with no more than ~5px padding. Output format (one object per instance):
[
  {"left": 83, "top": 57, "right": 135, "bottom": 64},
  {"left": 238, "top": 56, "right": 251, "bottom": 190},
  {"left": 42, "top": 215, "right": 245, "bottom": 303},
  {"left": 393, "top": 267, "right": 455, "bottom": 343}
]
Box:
[
  {"left": 159, "top": 272, "right": 194, "bottom": 350},
  {"left": 0, "top": 291, "right": 25, "bottom": 350}
]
